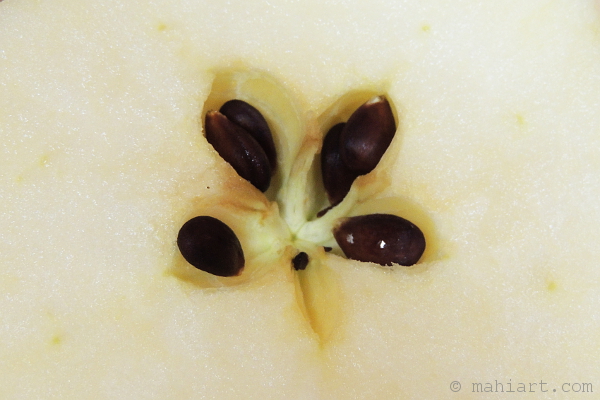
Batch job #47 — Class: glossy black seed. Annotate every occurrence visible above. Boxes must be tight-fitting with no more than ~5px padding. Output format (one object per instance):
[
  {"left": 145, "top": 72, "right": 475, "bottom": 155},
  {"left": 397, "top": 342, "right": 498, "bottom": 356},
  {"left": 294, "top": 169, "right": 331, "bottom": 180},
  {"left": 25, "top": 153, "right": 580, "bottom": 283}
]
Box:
[
  {"left": 340, "top": 96, "right": 396, "bottom": 174},
  {"left": 292, "top": 251, "right": 309, "bottom": 271},
  {"left": 321, "top": 123, "right": 361, "bottom": 206},
  {"left": 205, "top": 110, "right": 271, "bottom": 192},
  {"left": 220, "top": 100, "right": 277, "bottom": 172},
  {"left": 177, "top": 216, "right": 245, "bottom": 277},
  {"left": 333, "top": 214, "right": 425, "bottom": 266}
]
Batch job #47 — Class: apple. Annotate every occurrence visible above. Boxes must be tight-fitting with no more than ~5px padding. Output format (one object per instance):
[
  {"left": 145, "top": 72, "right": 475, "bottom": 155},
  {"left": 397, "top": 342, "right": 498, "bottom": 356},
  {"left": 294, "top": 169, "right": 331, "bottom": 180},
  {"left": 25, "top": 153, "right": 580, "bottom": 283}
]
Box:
[{"left": 1, "top": 0, "right": 600, "bottom": 398}]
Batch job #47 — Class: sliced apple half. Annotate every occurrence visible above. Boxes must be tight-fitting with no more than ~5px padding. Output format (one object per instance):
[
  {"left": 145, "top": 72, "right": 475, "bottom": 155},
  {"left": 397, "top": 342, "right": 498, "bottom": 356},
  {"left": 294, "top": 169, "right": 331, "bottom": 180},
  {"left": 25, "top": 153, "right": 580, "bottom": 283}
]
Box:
[{"left": 1, "top": 0, "right": 600, "bottom": 398}]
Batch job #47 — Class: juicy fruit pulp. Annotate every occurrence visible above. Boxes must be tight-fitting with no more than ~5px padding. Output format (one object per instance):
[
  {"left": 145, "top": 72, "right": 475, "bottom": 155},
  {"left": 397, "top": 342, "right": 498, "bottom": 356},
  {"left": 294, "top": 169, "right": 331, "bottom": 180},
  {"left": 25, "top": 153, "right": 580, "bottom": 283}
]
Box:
[{"left": 2, "top": 0, "right": 600, "bottom": 399}]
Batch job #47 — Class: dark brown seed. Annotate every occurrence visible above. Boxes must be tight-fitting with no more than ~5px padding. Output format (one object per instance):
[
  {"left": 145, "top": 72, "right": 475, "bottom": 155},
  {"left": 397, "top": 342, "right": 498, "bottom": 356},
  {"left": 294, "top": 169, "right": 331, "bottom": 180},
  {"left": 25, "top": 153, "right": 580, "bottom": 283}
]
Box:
[
  {"left": 316, "top": 205, "right": 334, "bottom": 218},
  {"left": 292, "top": 251, "right": 309, "bottom": 271},
  {"left": 340, "top": 96, "right": 396, "bottom": 174},
  {"left": 333, "top": 214, "right": 425, "bottom": 266},
  {"left": 321, "top": 123, "right": 361, "bottom": 206},
  {"left": 177, "top": 216, "right": 245, "bottom": 277},
  {"left": 205, "top": 110, "right": 271, "bottom": 192},
  {"left": 219, "top": 100, "right": 277, "bottom": 173}
]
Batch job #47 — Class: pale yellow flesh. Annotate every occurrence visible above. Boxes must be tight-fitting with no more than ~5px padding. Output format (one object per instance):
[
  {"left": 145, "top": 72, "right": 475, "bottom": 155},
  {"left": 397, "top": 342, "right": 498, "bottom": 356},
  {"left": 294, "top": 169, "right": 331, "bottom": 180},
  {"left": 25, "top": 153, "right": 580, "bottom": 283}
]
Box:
[{"left": 1, "top": 0, "right": 600, "bottom": 398}]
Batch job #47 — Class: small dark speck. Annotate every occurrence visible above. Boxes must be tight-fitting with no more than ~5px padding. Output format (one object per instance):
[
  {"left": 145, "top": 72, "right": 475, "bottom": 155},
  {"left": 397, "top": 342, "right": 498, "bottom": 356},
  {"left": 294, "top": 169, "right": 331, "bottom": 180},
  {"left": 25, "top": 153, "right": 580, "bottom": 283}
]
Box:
[
  {"left": 207, "top": 186, "right": 210, "bottom": 189},
  {"left": 292, "top": 251, "right": 309, "bottom": 271},
  {"left": 323, "top": 246, "right": 332, "bottom": 252}
]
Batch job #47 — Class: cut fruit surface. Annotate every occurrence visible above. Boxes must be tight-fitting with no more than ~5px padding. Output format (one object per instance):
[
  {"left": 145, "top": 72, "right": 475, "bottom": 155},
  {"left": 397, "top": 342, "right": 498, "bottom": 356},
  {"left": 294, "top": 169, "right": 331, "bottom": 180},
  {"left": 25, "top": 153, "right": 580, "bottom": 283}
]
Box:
[{"left": 1, "top": 0, "right": 600, "bottom": 399}]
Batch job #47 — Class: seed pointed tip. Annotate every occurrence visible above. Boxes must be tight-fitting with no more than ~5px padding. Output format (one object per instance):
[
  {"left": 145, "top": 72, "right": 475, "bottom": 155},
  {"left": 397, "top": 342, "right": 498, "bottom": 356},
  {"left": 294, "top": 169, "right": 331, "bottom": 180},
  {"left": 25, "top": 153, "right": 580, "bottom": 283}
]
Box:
[
  {"left": 365, "top": 95, "right": 387, "bottom": 105},
  {"left": 205, "top": 110, "right": 224, "bottom": 123}
]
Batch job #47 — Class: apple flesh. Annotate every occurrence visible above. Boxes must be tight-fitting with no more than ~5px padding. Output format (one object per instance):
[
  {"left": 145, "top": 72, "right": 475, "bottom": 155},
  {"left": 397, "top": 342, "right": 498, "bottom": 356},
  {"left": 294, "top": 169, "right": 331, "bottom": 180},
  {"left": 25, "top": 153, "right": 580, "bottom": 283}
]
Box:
[{"left": 1, "top": 0, "right": 600, "bottom": 398}]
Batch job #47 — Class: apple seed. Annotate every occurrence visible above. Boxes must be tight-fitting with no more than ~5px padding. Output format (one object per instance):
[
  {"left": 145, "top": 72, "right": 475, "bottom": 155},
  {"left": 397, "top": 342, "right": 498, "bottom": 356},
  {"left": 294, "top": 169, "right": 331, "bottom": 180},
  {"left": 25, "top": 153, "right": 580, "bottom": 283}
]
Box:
[
  {"left": 220, "top": 100, "right": 277, "bottom": 173},
  {"left": 205, "top": 110, "right": 272, "bottom": 192},
  {"left": 177, "top": 216, "right": 245, "bottom": 277},
  {"left": 321, "top": 122, "right": 361, "bottom": 206},
  {"left": 333, "top": 214, "right": 425, "bottom": 266},
  {"left": 340, "top": 96, "right": 396, "bottom": 174}
]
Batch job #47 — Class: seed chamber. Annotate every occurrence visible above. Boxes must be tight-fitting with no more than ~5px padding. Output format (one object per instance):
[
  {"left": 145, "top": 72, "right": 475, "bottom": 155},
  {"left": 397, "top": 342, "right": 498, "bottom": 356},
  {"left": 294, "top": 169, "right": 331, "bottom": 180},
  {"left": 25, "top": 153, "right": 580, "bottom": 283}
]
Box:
[{"left": 176, "top": 68, "right": 437, "bottom": 341}]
